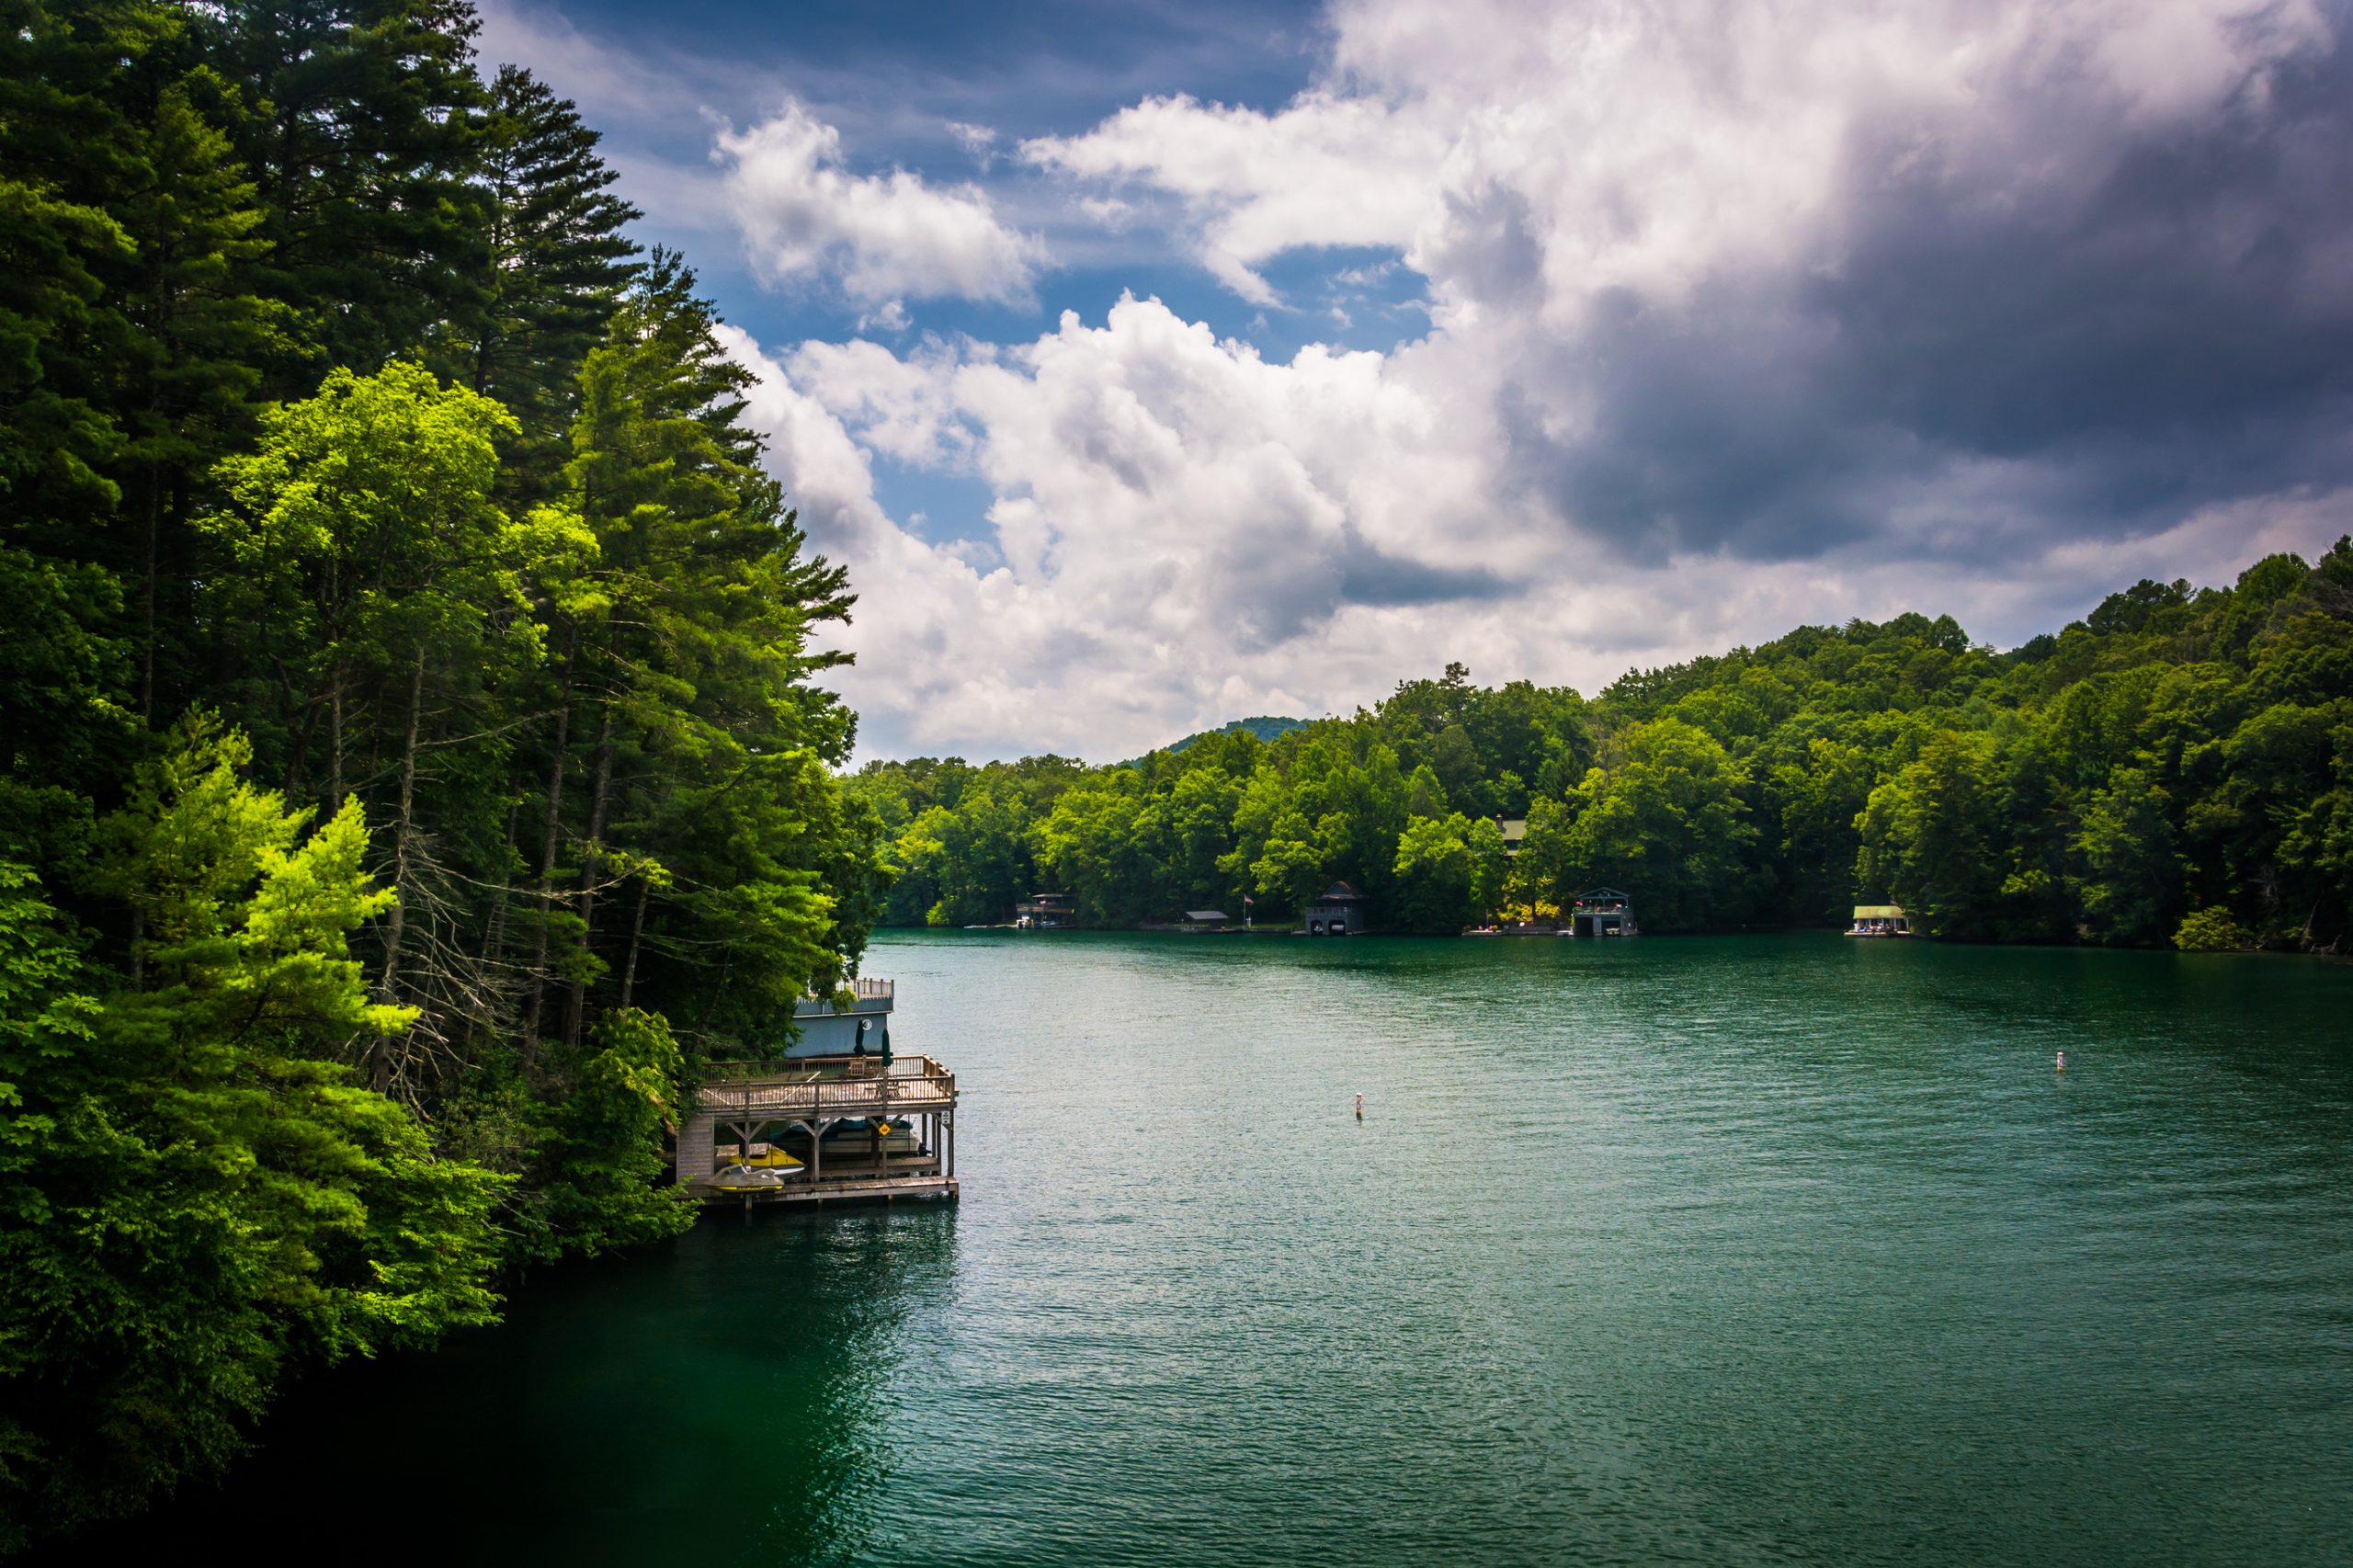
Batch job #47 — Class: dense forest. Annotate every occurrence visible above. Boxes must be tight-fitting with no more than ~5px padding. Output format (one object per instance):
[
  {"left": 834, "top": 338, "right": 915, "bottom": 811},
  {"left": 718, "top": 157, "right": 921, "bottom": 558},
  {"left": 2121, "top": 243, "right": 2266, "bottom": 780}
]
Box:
[
  {"left": 854, "top": 557, "right": 2353, "bottom": 950},
  {"left": 0, "top": 1, "right": 882, "bottom": 1546}
]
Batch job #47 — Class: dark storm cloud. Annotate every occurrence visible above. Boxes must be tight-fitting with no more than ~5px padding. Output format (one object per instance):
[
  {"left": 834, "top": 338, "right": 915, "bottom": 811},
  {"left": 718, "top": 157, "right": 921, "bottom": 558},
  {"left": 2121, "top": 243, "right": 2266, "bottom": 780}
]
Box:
[
  {"left": 1336, "top": 529, "right": 1512, "bottom": 606},
  {"left": 1498, "top": 290, "right": 1893, "bottom": 566},
  {"left": 1209, "top": 527, "right": 1512, "bottom": 653},
  {"left": 1505, "top": 17, "right": 2353, "bottom": 566}
]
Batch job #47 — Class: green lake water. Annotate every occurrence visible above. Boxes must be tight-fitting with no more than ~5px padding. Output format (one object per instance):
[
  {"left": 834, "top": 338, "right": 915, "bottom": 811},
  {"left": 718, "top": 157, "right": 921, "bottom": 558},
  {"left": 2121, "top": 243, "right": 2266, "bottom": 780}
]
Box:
[{"left": 121, "top": 933, "right": 2353, "bottom": 1564}]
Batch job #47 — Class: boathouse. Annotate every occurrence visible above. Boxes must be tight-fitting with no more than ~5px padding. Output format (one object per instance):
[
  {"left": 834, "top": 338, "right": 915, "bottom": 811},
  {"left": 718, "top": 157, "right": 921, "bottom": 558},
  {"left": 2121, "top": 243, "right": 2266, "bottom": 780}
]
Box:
[
  {"left": 1016, "top": 891, "right": 1075, "bottom": 928},
  {"left": 1305, "top": 881, "right": 1366, "bottom": 936},
  {"left": 1847, "top": 903, "right": 1912, "bottom": 937},
  {"left": 676, "top": 976, "right": 960, "bottom": 1207},
  {"left": 1181, "top": 909, "right": 1229, "bottom": 930},
  {"left": 1569, "top": 887, "right": 1637, "bottom": 937}
]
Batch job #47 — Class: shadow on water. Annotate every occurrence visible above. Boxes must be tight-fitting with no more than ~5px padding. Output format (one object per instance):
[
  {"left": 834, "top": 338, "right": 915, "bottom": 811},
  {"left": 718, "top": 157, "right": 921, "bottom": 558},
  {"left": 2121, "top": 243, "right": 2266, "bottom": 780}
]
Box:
[{"left": 66, "top": 1207, "right": 959, "bottom": 1562}]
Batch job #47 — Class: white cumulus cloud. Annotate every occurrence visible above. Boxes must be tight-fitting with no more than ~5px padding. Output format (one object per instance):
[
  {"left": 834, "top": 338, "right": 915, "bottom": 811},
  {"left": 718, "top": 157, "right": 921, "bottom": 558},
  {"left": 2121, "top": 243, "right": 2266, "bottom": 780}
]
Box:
[
  {"left": 1026, "top": 90, "right": 1444, "bottom": 301},
  {"left": 719, "top": 0, "right": 2353, "bottom": 761},
  {"left": 716, "top": 101, "right": 1042, "bottom": 305}
]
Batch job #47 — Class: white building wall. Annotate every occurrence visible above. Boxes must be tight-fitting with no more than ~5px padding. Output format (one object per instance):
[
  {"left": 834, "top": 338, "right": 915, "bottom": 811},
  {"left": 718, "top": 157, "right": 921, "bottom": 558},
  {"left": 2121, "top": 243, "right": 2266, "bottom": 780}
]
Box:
[{"left": 786, "top": 994, "right": 893, "bottom": 1057}]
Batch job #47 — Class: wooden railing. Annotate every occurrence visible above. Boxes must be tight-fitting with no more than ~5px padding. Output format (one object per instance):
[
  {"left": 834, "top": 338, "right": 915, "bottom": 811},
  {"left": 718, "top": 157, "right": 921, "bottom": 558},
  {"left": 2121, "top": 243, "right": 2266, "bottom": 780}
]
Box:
[
  {"left": 693, "top": 1054, "right": 955, "bottom": 1120},
  {"left": 787, "top": 976, "right": 893, "bottom": 1017}
]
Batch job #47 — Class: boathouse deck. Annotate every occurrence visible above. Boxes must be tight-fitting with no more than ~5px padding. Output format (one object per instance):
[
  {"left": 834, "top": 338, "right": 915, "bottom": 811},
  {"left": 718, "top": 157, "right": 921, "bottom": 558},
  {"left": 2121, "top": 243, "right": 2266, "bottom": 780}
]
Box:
[{"left": 677, "top": 1054, "right": 960, "bottom": 1206}]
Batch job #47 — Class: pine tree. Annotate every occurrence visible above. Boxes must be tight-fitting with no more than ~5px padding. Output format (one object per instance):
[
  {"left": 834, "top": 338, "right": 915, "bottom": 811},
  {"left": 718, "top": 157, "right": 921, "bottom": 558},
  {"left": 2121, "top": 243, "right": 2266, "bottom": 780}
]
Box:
[
  {"left": 523, "top": 254, "right": 870, "bottom": 1060},
  {"left": 0, "top": 0, "right": 144, "bottom": 522},
  {"left": 208, "top": 0, "right": 491, "bottom": 392},
  {"left": 0, "top": 0, "right": 146, "bottom": 866},
  {"left": 460, "top": 64, "right": 641, "bottom": 490},
  {"left": 106, "top": 68, "right": 284, "bottom": 722}
]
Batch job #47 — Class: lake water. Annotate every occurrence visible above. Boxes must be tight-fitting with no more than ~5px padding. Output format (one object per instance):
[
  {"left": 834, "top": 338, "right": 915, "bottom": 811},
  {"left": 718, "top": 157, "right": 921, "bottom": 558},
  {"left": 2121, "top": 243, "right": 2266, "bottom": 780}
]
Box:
[{"left": 123, "top": 933, "right": 2353, "bottom": 1565}]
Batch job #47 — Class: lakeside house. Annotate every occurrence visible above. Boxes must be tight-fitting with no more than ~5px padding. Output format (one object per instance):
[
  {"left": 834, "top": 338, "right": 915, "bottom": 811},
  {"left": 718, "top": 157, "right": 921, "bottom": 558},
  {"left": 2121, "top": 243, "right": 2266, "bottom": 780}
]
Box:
[
  {"left": 1305, "top": 880, "right": 1367, "bottom": 936},
  {"left": 1497, "top": 817, "right": 1527, "bottom": 855},
  {"left": 1569, "top": 887, "right": 1638, "bottom": 937}
]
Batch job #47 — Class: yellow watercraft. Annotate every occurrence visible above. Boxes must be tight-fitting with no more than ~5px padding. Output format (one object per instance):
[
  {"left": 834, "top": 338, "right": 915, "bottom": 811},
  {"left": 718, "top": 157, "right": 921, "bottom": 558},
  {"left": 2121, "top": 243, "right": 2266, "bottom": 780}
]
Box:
[{"left": 706, "top": 1163, "right": 789, "bottom": 1193}]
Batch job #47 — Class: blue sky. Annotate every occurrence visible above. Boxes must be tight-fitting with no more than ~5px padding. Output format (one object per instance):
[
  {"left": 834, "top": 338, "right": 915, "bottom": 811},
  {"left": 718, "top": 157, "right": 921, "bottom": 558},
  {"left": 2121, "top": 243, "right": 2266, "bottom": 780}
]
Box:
[
  {"left": 486, "top": 0, "right": 1351, "bottom": 338},
  {"left": 476, "top": 0, "right": 2353, "bottom": 762}
]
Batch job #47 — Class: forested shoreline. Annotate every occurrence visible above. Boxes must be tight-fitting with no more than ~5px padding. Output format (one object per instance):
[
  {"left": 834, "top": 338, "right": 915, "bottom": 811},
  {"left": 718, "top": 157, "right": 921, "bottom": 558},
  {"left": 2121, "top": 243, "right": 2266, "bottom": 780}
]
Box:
[
  {"left": 1, "top": 2, "right": 882, "bottom": 1546},
  {"left": 855, "top": 560, "right": 2353, "bottom": 951}
]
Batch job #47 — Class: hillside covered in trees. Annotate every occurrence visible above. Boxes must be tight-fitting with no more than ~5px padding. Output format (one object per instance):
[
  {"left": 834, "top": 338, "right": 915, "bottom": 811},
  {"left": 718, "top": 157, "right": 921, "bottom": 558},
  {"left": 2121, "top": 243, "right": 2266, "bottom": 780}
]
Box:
[
  {"left": 854, "top": 554, "right": 2353, "bottom": 951},
  {"left": 0, "top": 1, "right": 881, "bottom": 1544}
]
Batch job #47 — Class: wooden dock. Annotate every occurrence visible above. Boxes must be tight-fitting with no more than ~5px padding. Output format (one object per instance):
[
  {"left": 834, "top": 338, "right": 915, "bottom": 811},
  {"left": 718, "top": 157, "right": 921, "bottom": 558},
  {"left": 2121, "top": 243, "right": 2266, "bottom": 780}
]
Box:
[{"left": 676, "top": 1054, "right": 960, "bottom": 1207}]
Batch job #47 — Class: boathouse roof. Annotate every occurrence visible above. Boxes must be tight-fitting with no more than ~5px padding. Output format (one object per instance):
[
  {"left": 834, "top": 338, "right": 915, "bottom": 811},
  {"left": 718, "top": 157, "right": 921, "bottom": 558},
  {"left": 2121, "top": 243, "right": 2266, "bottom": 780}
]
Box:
[
  {"left": 1312, "top": 881, "right": 1366, "bottom": 903},
  {"left": 1854, "top": 903, "right": 1905, "bottom": 919},
  {"left": 1184, "top": 909, "right": 1228, "bottom": 922}
]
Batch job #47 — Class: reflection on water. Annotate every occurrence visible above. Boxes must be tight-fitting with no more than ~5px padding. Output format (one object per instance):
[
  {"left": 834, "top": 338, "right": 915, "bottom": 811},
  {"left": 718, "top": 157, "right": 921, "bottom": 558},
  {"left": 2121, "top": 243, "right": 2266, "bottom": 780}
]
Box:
[{"left": 106, "top": 934, "right": 2353, "bottom": 1566}]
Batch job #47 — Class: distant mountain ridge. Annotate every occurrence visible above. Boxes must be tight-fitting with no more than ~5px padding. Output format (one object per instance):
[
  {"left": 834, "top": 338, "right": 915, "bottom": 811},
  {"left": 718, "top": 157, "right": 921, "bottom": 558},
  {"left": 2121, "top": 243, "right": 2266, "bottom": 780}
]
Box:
[{"left": 1127, "top": 715, "right": 1309, "bottom": 765}]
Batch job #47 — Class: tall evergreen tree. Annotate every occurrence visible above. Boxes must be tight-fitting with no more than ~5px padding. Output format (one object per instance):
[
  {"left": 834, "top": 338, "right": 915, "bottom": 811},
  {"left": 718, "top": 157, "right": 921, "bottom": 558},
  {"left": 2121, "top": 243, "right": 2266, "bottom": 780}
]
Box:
[
  {"left": 460, "top": 64, "right": 641, "bottom": 488},
  {"left": 526, "top": 254, "right": 870, "bottom": 1060},
  {"left": 209, "top": 0, "right": 490, "bottom": 392},
  {"left": 0, "top": 0, "right": 147, "bottom": 866},
  {"left": 106, "top": 66, "right": 284, "bottom": 722}
]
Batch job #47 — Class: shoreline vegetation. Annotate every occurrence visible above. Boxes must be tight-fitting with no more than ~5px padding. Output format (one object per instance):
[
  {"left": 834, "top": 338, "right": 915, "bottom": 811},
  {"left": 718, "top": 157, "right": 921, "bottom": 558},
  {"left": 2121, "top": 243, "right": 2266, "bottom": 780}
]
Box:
[
  {"left": 853, "top": 559, "right": 2353, "bottom": 955},
  {"left": 1, "top": 3, "right": 884, "bottom": 1548}
]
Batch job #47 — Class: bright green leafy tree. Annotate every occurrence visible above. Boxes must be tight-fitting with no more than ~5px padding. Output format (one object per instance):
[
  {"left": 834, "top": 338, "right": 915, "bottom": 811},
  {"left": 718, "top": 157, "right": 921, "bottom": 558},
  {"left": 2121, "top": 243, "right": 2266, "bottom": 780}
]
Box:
[{"left": 1, "top": 720, "right": 506, "bottom": 1545}]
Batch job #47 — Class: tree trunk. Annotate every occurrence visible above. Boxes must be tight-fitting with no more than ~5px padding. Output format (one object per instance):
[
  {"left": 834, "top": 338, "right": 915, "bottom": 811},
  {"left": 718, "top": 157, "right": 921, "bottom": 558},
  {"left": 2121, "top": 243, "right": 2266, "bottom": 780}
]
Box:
[
  {"left": 139, "top": 470, "right": 160, "bottom": 723},
  {"left": 372, "top": 643, "right": 426, "bottom": 1092},
  {"left": 484, "top": 801, "right": 517, "bottom": 970},
  {"left": 619, "top": 876, "right": 651, "bottom": 1012},
  {"left": 327, "top": 557, "right": 344, "bottom": 807},
  {"left": 519, "top": 627, "right": 578, "bottom": 1068},
  {"left": 564, "top": 699, "right": 619, "bottom": 1050}
]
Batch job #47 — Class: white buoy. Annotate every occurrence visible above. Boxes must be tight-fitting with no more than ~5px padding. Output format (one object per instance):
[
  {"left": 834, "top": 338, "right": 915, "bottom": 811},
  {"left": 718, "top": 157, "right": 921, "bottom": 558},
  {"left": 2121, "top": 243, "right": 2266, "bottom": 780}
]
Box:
[{"left": 2056, "top": 1050, "right": 2066, "bottom": 1072}]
